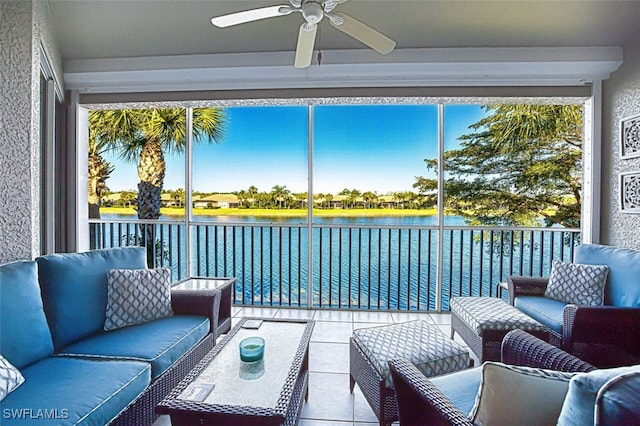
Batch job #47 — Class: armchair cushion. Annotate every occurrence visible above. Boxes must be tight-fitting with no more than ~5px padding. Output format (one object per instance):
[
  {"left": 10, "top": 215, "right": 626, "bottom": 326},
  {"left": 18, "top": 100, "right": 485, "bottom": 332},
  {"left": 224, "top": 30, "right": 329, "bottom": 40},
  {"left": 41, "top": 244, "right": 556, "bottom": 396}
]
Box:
[
  {"left": 514, "top": 295, "right": 567, "bottom": 334},
  {"left": 469, "top": 362, "right": 575, "bottom": 426},
  {"left": 575, "top": 244, "right": 640, "bottom": 307},
  {"left": 429, "top": 367, "right": 481, "bottom": 416},
  {"left": 544, "top": 260, "right": 608, "bottom": 306},
  {"left": 105, "top": 267, "right": 173, "bottom": 331},
  {"left": 557, "top": 364, "right": 640, "bottom": 426}
]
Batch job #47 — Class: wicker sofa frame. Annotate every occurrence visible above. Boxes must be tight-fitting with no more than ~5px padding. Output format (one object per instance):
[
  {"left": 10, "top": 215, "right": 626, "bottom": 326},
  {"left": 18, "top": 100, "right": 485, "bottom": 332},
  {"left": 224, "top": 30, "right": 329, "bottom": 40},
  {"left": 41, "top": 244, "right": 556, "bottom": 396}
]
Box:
[
  {"left": 508, "top": 276, "right": 640, "bottom": 367},
  {"left": 110, "top": 289, "right": 221, "bottom": 426},
  {"left": 388, "top": 329, "right": 596, "bottom": 426}
]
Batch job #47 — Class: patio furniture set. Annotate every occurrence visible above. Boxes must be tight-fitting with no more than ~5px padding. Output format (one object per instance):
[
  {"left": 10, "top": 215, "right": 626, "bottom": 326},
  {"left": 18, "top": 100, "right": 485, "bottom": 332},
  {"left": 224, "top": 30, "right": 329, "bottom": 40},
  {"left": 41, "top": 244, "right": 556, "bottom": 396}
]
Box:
[
  {"left": 349, "top": 243, "right": 640, "bottom": 425},
  {"left": 1, "top": 243, "right": 638, "bottom": 425}
]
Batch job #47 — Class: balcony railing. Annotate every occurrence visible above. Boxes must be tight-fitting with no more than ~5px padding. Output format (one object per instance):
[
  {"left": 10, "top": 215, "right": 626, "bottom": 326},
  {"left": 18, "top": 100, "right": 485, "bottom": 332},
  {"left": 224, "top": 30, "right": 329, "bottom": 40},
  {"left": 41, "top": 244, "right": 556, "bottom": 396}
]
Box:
[{"left": 89, "top": 219, "right": 580, "bottom": 311}]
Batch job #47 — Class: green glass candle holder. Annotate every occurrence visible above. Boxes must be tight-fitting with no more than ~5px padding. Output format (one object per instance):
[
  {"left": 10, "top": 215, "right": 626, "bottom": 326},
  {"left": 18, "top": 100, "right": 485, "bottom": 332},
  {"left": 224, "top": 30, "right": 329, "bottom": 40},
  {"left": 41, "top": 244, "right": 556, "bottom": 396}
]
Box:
[{"left": 239, "top": 337, "right": 265, "bottom": 362}]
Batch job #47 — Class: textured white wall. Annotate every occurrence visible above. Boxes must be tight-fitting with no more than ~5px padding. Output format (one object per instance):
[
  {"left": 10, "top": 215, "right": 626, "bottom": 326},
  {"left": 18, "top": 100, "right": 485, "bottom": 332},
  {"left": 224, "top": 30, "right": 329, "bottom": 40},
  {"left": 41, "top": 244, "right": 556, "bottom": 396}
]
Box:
[
  {"left": 601, "top": 40, "right": 640, "bottom": 249},
  {"left": 0, "top": 1, "right": 63, "bottom": 263}
]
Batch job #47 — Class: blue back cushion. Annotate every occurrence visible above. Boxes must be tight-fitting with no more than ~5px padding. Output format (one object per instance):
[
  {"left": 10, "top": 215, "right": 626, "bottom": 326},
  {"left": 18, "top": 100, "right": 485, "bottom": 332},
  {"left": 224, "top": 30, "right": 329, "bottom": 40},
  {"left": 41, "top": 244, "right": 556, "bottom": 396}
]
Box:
[
  {"left": 557, "top": 364, "right": 640, "bottom": 426},
  {"left": 0, "top": 261, "right": 54, "bottom": 368},
  {"left": 36, "top": 247, "right": 147, "bottom": 350},
  {"left": 575, "top": 244, "right": 640, "bottom": 307}
]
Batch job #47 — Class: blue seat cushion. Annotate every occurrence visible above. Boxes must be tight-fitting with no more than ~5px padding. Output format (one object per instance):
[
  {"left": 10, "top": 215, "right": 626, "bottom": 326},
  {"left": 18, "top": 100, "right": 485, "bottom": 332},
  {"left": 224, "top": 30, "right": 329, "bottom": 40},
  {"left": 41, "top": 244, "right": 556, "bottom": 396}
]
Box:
[
  {"left": 0, "top": 357, "right": 150, "bottom": 426},
  {"left": 557, "top": 364, "right": 640, "bottom": 426},
  {"left": 0, "top": 261, "right": 54, "bottom": 369},
  {"left": 59, "top": 315, "right": 209, "bottom": 379},
  {"left": 36, "top": 247, "right": 147, "bottom": 350},
  {"left": 575, "top": 244, "right": 640, "bottom": 307},
  {"left": 515, "top": 296, "right": 567, "bottom": 334},
  {"left": 430, "top": 366, "right": 482, "bottom": 416}
]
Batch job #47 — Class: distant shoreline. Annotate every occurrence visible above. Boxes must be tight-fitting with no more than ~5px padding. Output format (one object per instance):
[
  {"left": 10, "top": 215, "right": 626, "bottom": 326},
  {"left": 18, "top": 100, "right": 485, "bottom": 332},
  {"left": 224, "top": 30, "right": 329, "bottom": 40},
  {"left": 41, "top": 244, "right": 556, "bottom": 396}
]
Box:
[{"left": 100, "top": 207, "right": 441, "bottom": 217}]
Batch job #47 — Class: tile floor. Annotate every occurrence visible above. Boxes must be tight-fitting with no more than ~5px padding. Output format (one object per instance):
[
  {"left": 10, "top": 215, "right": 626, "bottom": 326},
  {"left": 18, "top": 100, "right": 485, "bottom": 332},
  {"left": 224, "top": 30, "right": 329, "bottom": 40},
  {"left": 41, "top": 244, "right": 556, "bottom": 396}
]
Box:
[{"left": 155, "top": 307, "right": 474, "bottom": 426}]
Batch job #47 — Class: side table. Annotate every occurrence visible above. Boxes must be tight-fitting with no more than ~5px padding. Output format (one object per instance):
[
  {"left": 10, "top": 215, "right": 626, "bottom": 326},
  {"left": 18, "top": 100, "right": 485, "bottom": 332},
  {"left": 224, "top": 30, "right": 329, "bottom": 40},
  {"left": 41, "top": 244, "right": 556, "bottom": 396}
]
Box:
[{"left": 172, "top": 277, "right": 236, "bottom": 336}]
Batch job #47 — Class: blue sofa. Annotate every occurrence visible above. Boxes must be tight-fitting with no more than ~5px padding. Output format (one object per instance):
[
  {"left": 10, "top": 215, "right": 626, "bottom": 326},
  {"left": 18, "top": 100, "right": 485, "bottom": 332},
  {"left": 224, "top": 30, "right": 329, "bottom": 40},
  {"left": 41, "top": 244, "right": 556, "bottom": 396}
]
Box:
[
  {"left": 508, "top": 243, "right": 640, "bottom": 367},
  {"left": 0, "top": 247, "right": 220, "bottom": 425}
]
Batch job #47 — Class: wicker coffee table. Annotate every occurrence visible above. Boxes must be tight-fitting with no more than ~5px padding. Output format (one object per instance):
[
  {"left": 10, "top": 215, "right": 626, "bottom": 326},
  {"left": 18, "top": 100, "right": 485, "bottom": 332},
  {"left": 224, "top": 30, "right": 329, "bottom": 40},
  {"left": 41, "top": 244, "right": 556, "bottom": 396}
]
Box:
[{"left": 157, "top": 317, "right": 314, "bottom": 426}]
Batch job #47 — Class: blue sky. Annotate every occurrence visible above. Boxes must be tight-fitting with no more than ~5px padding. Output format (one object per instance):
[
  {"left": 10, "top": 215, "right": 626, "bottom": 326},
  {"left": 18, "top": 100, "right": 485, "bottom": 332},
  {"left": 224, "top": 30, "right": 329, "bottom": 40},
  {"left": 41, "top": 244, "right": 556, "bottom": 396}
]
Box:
[{"left": 102, "top": 104, "right": 486, "bottom": 194}]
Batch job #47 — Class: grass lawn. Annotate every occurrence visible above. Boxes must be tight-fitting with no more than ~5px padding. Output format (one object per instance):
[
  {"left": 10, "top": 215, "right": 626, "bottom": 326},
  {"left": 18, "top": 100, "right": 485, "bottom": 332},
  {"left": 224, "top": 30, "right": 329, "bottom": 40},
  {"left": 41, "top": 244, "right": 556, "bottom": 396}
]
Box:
[{"left": 100, "top": 207, "right": 439, "bottom": 217}]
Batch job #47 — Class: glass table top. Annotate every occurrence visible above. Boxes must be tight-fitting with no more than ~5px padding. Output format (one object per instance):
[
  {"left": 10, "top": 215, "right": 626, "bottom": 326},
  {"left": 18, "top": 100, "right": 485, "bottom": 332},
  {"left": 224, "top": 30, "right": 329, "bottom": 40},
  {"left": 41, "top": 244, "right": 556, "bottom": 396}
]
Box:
[
  {"left": 178, "top": 320, "right": 309, "bottom": 409},
  {"left": 172, "top": 277, "right": 234, "bottom": 291}
]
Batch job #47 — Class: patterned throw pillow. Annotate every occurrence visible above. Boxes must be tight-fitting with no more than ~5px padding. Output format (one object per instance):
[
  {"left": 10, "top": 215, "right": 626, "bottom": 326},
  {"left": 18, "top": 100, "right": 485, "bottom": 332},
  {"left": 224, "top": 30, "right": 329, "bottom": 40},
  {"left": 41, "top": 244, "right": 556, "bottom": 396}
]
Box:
[
  {"left": 104, "top": 268, "right": 174, "bottom": 331},
  {"left": 544, "top": 260, "right": 609, "bottom": 306},
  {"left": 0, "top": 354, "right": 25, "bottom": 401},
  {"left": 469, "top": 362, "right": 576, "bottom": 426}
]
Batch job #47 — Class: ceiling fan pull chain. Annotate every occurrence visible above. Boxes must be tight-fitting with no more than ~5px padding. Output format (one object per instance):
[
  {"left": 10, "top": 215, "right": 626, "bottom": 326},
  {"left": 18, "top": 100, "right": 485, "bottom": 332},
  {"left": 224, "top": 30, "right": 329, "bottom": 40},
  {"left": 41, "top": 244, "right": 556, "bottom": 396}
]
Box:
[{"left": 317, "top": 25, "right": 323, "bottom": 66}]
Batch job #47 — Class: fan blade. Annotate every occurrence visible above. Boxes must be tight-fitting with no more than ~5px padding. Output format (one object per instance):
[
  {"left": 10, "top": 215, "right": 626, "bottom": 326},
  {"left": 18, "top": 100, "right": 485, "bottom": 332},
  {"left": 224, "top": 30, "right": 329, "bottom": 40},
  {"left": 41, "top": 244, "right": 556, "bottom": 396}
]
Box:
[
  {"left": 294, "top": 23, "right": 317, "bottom": 68},
  {"left": 211, "top": 5, "right": 289, "bottom": 28},
  {"left": 330, "top": 12, "right": 395, "bottom": 54}
]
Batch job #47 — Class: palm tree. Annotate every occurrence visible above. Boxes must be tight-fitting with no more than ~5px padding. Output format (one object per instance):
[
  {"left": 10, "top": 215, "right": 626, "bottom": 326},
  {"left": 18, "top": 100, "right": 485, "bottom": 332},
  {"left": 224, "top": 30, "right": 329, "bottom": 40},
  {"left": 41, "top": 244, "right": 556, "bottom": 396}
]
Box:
[
  {"left": 362, "top": 191, "right": 378, "bottom": 209},
  {"left": 89, "top": 107, "right": 225, "bottom": 263},
  {"left": 270, "top": 185, "right": 291, "bottom": 209},
  {"left": 294, "top": 192, "right": 308, "bottom": 209},
  {"left": 87, "top": 137, "right": 115, "bottom": 249},
  {"left": 88, "top": 138, "right": 115, "bottom": 219},
  {"left": 393, "top": 192, "right": 407, "bottom": 209},
  {"left": 347, "top": 189, "right": 361, "bottom": 209},
  {"left": 324, "top": 193, "right": 334, "bottom": 209},
  {"left": 247, "top": 185, "right": 259, "bottom": 207},
  {"left": 313, "top": 192, "right": 325, "bottom": 209},
  {"left": 173, "top": 188, "right": 186, "bottom": 208},
  {"left": 119, "top": 191, "right": 137, "bottom": 207}
]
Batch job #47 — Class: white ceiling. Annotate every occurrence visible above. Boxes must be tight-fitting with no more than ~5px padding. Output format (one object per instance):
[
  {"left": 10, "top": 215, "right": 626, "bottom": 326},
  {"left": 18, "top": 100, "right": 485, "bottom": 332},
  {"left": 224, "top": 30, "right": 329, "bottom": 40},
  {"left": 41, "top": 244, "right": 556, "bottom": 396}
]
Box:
[{"left": 48, "top": 0, "right": 640, "bottom": 61}]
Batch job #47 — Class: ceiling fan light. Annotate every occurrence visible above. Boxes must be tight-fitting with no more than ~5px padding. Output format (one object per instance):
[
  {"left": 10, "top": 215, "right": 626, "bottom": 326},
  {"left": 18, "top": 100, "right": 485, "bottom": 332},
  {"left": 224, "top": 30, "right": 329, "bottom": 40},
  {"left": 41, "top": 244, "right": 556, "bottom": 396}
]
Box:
[{"left": 302, "top": 2, "right": 324, "bottom": 24}]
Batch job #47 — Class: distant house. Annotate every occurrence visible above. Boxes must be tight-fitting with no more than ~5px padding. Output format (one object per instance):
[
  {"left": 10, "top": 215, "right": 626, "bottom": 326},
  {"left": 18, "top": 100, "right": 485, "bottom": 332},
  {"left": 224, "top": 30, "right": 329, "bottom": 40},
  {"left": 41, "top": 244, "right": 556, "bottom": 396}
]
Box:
[
  {"left": 102, "top": 193, "right": 120, "bottom": 207},
  {"left": 376, "top": 195, "right": 398, "bottom": 209},
  {"left": 328, "top": 194, "right": 348, "bottom": 209},
  {"left": 193, "top": 193, "right": 239, "bottom": 209},
  {"left": 161, "top": 193, "right": 178, "bottom": 207}
]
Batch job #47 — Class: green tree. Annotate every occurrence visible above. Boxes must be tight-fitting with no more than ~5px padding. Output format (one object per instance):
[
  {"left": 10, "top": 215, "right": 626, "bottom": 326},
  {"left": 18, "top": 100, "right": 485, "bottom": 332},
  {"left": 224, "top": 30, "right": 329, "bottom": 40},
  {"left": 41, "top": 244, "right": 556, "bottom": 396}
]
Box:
[
  {"left": 324, "top": 193, "right": 333, "bottom": 209},
  {"left": 247, "top": 185, "right": 259, "bottom": 207},
  {"left": 270, "top": 185, "right": 291, "bottom": 209},
  {"left": 294, "top": 192, "right": 308, "bottom": 209},
  {"left": 392, "top": 191, "right": 407, "bottom": 209},
  {"left": 173, "top": 188, "right": 186, "bottom": 207},
  {"left": 417, "top": 104, "right": 582, "bottom": 227},
  {"left": 118, "top": 191, "right": 137, "bottom": 207},
  {"left": 362, "top": 191, "right": 378, "bottom": 209},
  {"left": 89, "top": 107, "right": 225, "bottom": 263},
  {"left": 412, "top": 176, "right": 438, "bottom": 208},
  {"left": 87, "top": 138, "right": 114, "bottom": 219},
  {"left": 346, "top": 189, "right": 361, "bottom": 209}
]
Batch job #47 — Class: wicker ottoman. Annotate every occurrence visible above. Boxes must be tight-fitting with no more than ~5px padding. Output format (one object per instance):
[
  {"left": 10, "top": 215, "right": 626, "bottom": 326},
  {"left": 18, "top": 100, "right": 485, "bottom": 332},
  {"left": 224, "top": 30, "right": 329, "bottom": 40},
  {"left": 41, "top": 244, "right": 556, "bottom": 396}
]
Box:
[
  {"left": 450, "top": 296, "right": 550, "bottom": 363},
  {"left": 349, "top": 320, "right": 472, "bottom": 426}
]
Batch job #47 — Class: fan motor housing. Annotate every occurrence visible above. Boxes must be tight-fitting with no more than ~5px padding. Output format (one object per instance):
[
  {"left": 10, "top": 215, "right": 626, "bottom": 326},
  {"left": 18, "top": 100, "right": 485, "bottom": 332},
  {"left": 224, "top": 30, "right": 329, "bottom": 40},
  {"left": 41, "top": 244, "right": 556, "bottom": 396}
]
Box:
[{"left": 302, "top": 1, "right": 324, "bottom": 24}]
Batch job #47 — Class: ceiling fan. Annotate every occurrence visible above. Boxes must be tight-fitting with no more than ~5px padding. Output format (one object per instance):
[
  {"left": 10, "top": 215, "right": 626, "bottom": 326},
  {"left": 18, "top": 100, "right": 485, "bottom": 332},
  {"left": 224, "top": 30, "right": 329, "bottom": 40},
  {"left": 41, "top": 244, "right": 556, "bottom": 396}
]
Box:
[{"left": 210, "top": 0, "right": 396, "bottom": 68}]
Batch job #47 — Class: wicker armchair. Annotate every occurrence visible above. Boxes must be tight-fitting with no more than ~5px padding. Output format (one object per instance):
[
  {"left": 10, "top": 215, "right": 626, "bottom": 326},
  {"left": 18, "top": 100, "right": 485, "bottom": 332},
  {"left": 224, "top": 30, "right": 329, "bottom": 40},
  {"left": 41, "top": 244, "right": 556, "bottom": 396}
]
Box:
[
  {"left": 388, "top": 330, "right": 595, "bottom": 426},
  {"left": 507, "top": 244, "right": 640, "bottom": 368}
]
